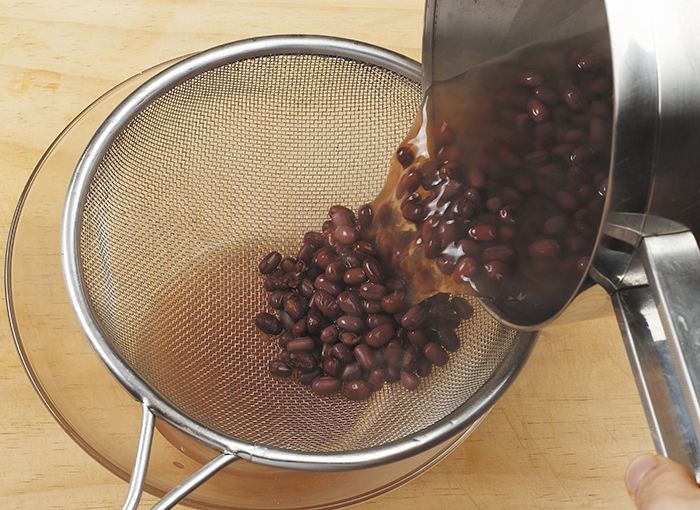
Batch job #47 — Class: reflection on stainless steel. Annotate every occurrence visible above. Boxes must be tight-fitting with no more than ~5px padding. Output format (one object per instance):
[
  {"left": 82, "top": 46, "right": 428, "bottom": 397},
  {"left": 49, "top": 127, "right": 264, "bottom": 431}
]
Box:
[
  {"left": 426, "top": 0, "right": 700, "bottom": 480},
  {"left": 614, "top": 284, "right": 700, "bottom": 474},
  {"left": 423, "top": 0, "right": 608, "bottom": 87}
]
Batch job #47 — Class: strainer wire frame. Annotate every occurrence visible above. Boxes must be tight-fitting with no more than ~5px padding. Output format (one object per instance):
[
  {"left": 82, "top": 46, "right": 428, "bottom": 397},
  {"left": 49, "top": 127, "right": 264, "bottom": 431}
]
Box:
[{"left": 60, "top": 34, "right": 537, "bottom": 508}]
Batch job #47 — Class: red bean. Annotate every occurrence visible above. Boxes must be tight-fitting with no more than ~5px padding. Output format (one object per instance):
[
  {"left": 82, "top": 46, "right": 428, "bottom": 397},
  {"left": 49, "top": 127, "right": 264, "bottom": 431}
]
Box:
[
  {"left": 417, "top": 357, "right": 433, "bottom": 378},
  {"left": 482, "top": 245, "right": 515, "bottom": 262},
  {"left": 590, "top": 101, "right": 611, "bottom": 118},
  {"left": 286, "top": 337, "right": 315, "bottom": 353},
  {"left": 359, "top": 282, "right": 388, "bottom": 301},
  {"left": 576, "top": 184, "right": 596, "bottom": 203},
  {"left": 565, "top": 85, "right": 587, "bottom": 112},
  {"left": 451, "top": 296, "right": 473, "bottom": 320},
  {"left": 336, "top": 290, "right": 363, "bottom": 316},
  {"left": 567, "top": 166, "right": 589, "bottom": 185},
  {"left": 555, "top": 190, "right": 579, "bottom": 213},
  {"left": 402, "top": 345, "right": 419, "bottom": 372},
  {"left": 527, "top": 98, "right": 550, "bottom": 123},
  {"left": 528, "top": 239, "right": 561, "bottom": 259},
  {"left": 354, "top": 344, "right": 377, "bottom": 371},
  {"left": 287, "top": 351, "right": 318, "bottom": 372},
  {"left": 255, "top": 312, "right": 283, "bottom": 335},
  {"left": 551, "top": 143, "right": 575, "bottom": 160},
  {"left": 407, "top": 329, "right": 428, "bottom": 348},
  {"left": 565, "top": 128, "right": 587, "bottom": 144},
  {"left": 435, "top": 328, "right": 460, "bottom": 352},
  {"left": 280, "top": 256, "right": 297, "bottom": 273},
  {"left": 453, "top": 257, "right": 479, "bottom": 284},
  {"left": 356, "top": 204, "right": 373, "bottom": 228},
  {"left": 577, "top": 52, "right": 602, "bottom": 70},
  {"left": 574, "top": 219, "right": 598, "bottom": 238},
  {"left": 523, "top": 149, "right": 549, "bottom": 166},
  {"left": 533, "top": 85, "right": 559, "bottom": 106},
  {"left": 421, "top": 160, "right": 441, "bottom": 189},
  {"left": 339, "top": 330, "right": 361, "bottom": 346},
  {"left": 400, "top": 305, "right": 428, "bottom": 331},
  {"left": 312, "top": 377, "right": 341, "bottom": 395},
  {"left": 283, "top": 293, "right": 308, "bottom": 320},
  {"left": 343, "top": 267, "right": 367, "bottom": 285},
  {"left": 589, "top": 117, "right": 611, "bottom": 143},
  {"left": 571, "top": 145, "right": 595, "bottom": 166},
  {"left": 423, "top": 342, "right": 449, "bottom": 366},
  {"left": 402, "top": 202, "right": 426, "bottom": 222},
  {"left": 269, "top": 360, "right": 293, "bottom": 378},
  {"left": 343, "top": 380, "right": 373, "bottom": 401},
  {"left": 437, "top": 144, "right": 461, "bottom": 164},
  {"left": 590, "top": 76, "right": 612, "bottom": 95},
  {"left": 313, "top": 290, "right": 341, "bottom": 318},
  {"left": 365, "top": 323, "right": 395, "bottom": 347},
  {"left": 543, "top": 216, "right": 567, "bottom": 235},
  {"left": 396, "top": 146, "right": 415, "bottom": 168},
  {"left": 362, "top": 256, "right": 385, "bottom": 284},
  {"left": 366, "top": 314, "right": 393, "bottom": 329},
  {"left": 362, "top": 299, "right": 384, "bottom": 315},
  {"left": 468, "top": 224, "right": 498, "bottom": 242},
  {"left": 485, "top": 261, "right": 509, "bottom": 281},
  {"left": 332, "top": 343, "right": 353, "bottom": 364},
  {"left": 259, "top": 251, "right": 282, "bottom": 274},
  {"left": 314, "top": 275, "right": 343, "bottom": 297},
  {"left": 517, "top": 69, "right": 546, "bottom": 87},
  {"left": 516, "top": 112, "right": 534, "bottom": 133},
  {"left": 324, "top": 261, "right": 345, "bottom": 283},
  {"left": 337, "top": 315, "right": 364, "bottom": 334},
  {"left": 433, "top": 122, "right": 455, "bottom": 144},
  {"left": 334, "top": 225, "right": 359, "bottom": 245},
  {"left": 368, "top": 368, "right": 387, "bottom": 391},
  {"left": 397, "top": 168, "right": 423, "bottom": 198},
  {"left": 320, "top": 324, "right": 339, "bottom": 343},
  {"left": 314, "top": 249, "right": 338, "bottom": 269},
  {"left": 577, "top": 256, "right": 591, "bottom": 273},
  {"left": 268, "top": 290, "right": 285, "bottom": 310},
  {"left": 292, "top": 318, "right": 308, "bottom": 337},
  {"left": 278, "top": 332, "right": 293, "bottom": 349},
  {"left": 400, "top": 371, "right": 420, "bottom": 391},
  {"left": 466, "top": 167, "right": 486, "bottom": 188},
  {"left": 381, "top": 291, "right": 407, "bottom": 314},
  {"left": 436, "top": 253, "right": 458, "bottom": 275},
  {"left": 329, "top": 205, "right": 355, "bottom": 228}
]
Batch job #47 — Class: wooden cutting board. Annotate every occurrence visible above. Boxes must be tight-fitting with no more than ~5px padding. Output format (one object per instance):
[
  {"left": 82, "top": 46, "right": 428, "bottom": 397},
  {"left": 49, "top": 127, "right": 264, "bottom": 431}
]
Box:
[{"left": 0, "top": 1, "right": 652, "bottom": 508}]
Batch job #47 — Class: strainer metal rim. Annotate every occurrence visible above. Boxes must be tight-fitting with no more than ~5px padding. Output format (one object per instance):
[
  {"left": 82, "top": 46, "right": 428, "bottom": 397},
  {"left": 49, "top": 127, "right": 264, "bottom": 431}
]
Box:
[{"left": 61, "top": 34, "right": 538, "bottom": 472}]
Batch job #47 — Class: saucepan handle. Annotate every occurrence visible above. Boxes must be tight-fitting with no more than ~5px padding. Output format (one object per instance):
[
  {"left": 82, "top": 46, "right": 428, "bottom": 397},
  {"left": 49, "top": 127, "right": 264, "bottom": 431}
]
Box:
[
  {"left": 121, "top": 403, "right": 241, "bottom": 510},
  {"left": 613, "top": 231, "right": 700, "bottom": 480}
]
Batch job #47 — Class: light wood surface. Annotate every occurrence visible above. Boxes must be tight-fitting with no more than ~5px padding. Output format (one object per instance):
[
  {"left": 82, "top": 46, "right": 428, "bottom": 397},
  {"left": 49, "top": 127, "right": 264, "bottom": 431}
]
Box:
[{"left": 0, "top": 1, "right": 653, "bottom": 509}]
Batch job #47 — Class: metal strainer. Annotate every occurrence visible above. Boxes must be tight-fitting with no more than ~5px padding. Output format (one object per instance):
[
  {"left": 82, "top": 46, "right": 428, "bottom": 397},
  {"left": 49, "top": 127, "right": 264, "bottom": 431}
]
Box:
[{"left": 61, "top": 35, "right": 537, "bottom": 509}]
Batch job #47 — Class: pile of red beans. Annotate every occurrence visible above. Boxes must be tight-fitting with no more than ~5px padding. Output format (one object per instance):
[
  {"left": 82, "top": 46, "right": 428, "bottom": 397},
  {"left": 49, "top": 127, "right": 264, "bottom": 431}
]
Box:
[{"left": 255, "top": 204, "right": 473, "bottom": 400}]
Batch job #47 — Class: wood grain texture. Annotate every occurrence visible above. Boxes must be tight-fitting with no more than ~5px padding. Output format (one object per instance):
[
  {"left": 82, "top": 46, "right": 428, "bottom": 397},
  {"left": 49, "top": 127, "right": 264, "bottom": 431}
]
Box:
[{"left": 0, "top": 1, "right": 653, "bottom": 509}]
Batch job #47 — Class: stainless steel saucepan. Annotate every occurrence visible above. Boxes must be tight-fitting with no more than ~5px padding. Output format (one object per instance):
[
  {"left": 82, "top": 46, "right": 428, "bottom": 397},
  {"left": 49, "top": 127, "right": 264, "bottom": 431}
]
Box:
[{"left": 425, "top": 0, "right": 700, "bottom": 479}]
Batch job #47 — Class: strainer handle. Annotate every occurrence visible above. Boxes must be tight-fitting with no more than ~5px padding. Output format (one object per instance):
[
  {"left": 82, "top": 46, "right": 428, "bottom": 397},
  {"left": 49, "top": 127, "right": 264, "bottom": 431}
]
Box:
[
  {"left": 122, "top": 403, "right": 241, "bottom": 510},
  {"left": 613, "top": 231, "right": 700, "bottom": 481}
]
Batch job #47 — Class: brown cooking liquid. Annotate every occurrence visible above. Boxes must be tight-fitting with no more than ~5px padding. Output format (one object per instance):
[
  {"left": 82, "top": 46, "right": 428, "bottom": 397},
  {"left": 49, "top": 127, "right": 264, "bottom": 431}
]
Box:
[{"left": 369, "top": 34, "right": 612, "bottom": 325}]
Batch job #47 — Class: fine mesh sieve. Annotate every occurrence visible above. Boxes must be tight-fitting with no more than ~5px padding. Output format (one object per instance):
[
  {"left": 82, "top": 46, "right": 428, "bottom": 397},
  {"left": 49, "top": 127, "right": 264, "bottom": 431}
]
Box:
[{"left": 61, "top": 35, "right": 537, "bottom": 509}]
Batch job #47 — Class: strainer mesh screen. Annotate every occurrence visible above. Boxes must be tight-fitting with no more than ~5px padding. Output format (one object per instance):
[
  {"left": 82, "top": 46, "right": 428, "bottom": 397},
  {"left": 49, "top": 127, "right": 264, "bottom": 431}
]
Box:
[{"left": 78, "top": 53, "right": 518, "bottom": 453}]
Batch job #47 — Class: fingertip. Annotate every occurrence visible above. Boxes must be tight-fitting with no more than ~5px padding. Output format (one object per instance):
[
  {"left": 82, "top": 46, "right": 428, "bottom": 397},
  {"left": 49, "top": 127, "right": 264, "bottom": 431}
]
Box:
[{"left": 626, "top": 453, "right": 660, "bottom": 495}]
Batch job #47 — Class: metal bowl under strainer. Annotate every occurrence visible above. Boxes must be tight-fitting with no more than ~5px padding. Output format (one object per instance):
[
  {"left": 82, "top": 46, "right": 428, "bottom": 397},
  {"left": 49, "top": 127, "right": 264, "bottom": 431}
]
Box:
[{"left": 61, "top": 35, "right": 538, "bottom": 509}]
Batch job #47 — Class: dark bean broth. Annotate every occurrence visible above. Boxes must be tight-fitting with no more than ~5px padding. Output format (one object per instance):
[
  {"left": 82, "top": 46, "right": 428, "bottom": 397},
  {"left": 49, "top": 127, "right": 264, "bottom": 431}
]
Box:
[{"left": 370, "top": 34, "right": 612, "bottom": 326}]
